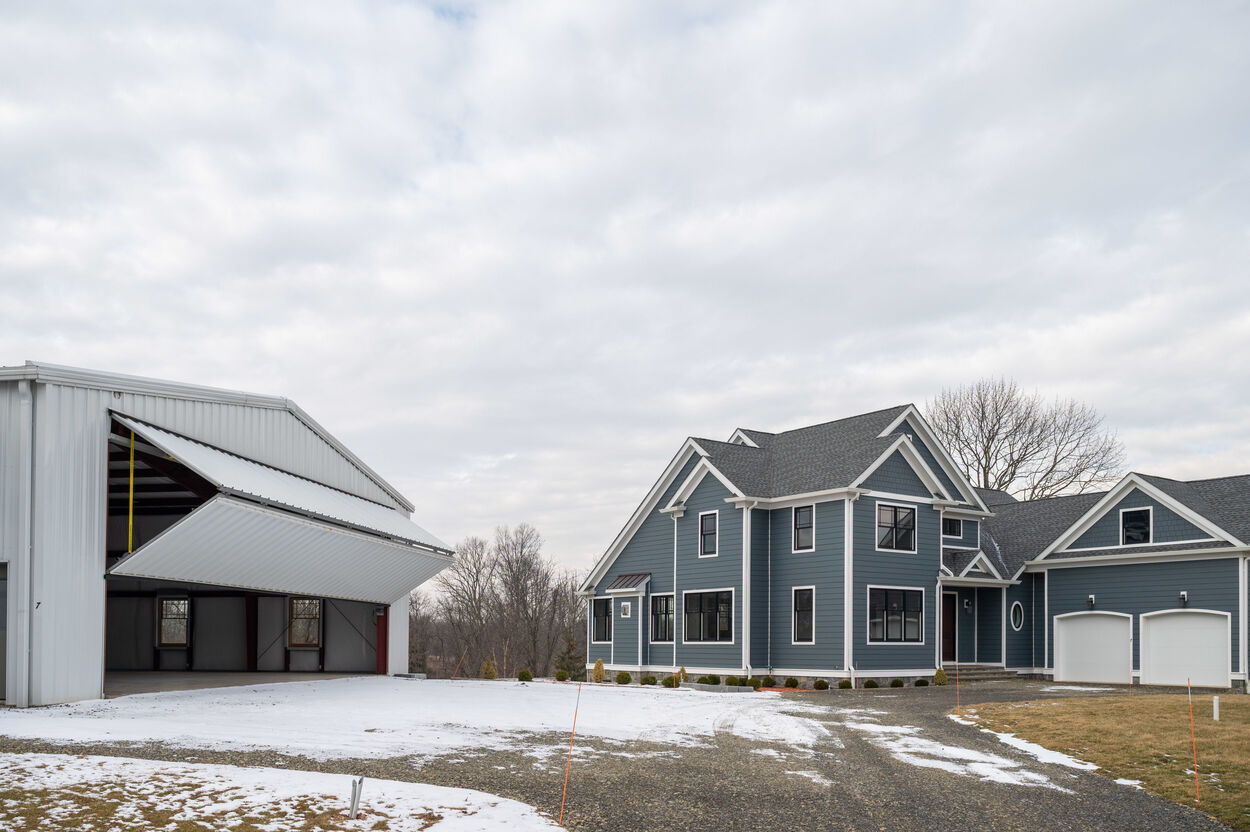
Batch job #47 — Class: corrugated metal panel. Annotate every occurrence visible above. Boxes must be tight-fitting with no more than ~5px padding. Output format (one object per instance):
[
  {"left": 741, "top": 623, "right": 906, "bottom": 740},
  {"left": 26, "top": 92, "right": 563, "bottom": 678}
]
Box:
[
  {"left": 110, "top": 497, "right": 451, "bottom": 604},
  {"left": 115, "top": 414, "right": 448, "bottom": 552}
]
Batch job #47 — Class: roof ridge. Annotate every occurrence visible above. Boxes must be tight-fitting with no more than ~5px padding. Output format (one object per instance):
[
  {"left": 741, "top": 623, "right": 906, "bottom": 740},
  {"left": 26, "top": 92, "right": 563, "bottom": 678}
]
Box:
[
  {"left": 997, "top": 490, "right": 1108, "bottom": 506},
  {"left": 771, "top": 404, "right": 912, "bottom": 437},
  {"left": 1182, "top": 473, "right": 1250, "bottom": 484}
]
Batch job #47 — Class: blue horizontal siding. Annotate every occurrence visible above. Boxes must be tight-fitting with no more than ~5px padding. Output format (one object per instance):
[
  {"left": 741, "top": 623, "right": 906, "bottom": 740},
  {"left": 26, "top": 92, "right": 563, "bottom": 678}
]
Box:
[
  {"left": 768, "top": 500, "right": 844, "bottom": 672},
  {"left": 862, "top": 451, "right": 931, "bottom": 498},
  {"left": 1069, "top": 488, "right": 1211, "bottom": 550}
]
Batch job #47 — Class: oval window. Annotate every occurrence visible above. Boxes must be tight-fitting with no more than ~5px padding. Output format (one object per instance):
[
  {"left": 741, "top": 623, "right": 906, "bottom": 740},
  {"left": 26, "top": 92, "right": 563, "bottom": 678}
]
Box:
[{"left": 1010, "top": 601, "right": 1024, "bottom": 632}]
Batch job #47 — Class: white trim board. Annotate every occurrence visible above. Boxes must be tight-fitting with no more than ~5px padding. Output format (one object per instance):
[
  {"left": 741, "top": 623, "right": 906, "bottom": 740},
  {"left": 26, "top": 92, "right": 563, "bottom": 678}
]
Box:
[
  {"left": 877, "top": 406, "right": 990, "bottom": 513},
  {"left": 851, "top": 435, "right": 953, "bottom": 502}
]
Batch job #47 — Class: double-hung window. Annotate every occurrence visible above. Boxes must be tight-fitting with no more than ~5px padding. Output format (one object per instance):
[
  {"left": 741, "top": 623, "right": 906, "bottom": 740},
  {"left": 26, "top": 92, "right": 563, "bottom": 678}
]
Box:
[
  {"left": 941, "top": 516, "right": 963, "bottom": 538},
  {"left": 793, "top": 505, "right": 815, "bottom": 551},
  {"left": 591, "top": 598, "right": 612, "bottom": 643},
  {"left": 289, "top": 598, "right": 321, "bottom": 648},
  {"left": 877, "top": 504, "right": 916, "bottom": 552},
  {"left": 651, "top": 594, "right": 674, "bottom": 642},
  {"left": 157, "top": 598, "right": 189, "bottom": 647},
  {"left": 684, "top": 590, "right": 732, "bottom": 642},
  {"left": 792, "top": 588, "right": 814, "bottom": 643},
  {"left": 868, "top": 588, "right": 923, "bottom": 643},
  {"left": 699, "top": 511, "right": 718, "bottom": 556},
  {"left": 1121, "top": 508, "right": 1151, "bottom": 545}
]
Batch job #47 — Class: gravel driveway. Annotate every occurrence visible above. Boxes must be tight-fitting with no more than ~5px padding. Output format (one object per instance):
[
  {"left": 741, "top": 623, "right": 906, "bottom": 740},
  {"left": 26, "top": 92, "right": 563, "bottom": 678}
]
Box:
[{"left": 0, "top": 679, "right": 1231, "bottom": 832}]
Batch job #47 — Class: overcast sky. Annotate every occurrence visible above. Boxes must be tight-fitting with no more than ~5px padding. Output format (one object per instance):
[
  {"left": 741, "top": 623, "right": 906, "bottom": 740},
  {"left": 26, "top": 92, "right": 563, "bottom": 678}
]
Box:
[{"left": 3, "top": 1, "right": 1249, "bottom": 572}]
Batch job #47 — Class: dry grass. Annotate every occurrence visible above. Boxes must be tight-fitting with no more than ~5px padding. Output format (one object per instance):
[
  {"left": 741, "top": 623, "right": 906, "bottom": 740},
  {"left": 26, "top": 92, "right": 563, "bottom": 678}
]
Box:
[{"left": 964, "top": 694, "right": 1250, "bottom": 831}]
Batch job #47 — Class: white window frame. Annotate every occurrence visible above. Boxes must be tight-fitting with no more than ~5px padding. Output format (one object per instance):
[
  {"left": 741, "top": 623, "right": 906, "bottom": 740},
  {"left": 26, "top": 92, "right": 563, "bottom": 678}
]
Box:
[
  {"left": 590, "top": 596, "right": 613, "bottom": 644},
  {"left": 866, "top": 584, "right": 926, "bottom": 645},
  {"left": 1010, "top": 600, "right": 1025, "bottom": 632},
  {"left": 1119, "top": 506, "right": 1153, "bottom": 546},
  {"left": 874, "top": 501, "right": 919, "bottom": 554},
  {"left": 941, "top": 515, "right": 963, "bottom": 540},
  {"left": 620, "top": 601, "right": 631, "bottom": 619},
  {"left": 792, "top": 504, "right": 816, "bottom": 553},
  {"left": 680, "top": 587, "right": 735, "bottom": 645},
  {"left": 649, "top": 592, "right": 675, "bottom": 644},
  {"left": 697, "top": 510, "right": 719, "bottom": 558},
  {"left": 791, "top": 585, "right": 815, "bottom": 645}
]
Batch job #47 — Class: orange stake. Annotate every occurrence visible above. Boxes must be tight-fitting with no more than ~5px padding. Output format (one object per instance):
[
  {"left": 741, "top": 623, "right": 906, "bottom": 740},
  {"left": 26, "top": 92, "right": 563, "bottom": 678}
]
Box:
[
  {"left": 449, "top": 646, "right": 470, "bottom": 680},
  {"left": 1188, "top": 679, "right": 1200, "bottom": 804},
  {"left": 559, "top": 682, "right": 583, "bottom": 826},
  {"left": 955, "top": 664, "right": 961, "bottom": 714}
]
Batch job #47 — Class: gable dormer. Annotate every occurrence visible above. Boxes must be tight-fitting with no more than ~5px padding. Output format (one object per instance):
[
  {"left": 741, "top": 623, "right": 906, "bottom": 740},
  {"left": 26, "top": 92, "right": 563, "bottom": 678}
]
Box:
[{"left": 1065, "top": 487, "right": 1212, "bottom": 550}]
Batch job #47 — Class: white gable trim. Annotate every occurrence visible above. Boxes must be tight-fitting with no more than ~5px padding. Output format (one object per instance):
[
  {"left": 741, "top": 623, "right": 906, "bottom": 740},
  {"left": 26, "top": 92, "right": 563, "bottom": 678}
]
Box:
[
  {"left": 958, "top": 551, "right": 1003, "bottom": 580},
  {"left": 727, "top": 429, "right": 760, "bottom": 448},
  {"left": 878, "top": 406, "right": 990, "bottom": 512},
  {"left": 662, "top": 455, "right": 745, "bottom": 512},
  {"left": 579, "top": 439, "right": 703, "bottom": 593},
  {"left": 1038, "top": 474, "right": 1245, "bottom": 560},
  {"left": 851, "top": 435, "right": 953, "bottom": 501}
]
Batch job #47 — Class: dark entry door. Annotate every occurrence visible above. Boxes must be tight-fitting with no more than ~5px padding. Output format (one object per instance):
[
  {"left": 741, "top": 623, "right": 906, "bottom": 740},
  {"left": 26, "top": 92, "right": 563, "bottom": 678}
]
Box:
[
  {"left": 374, "top": 607, "right": 388, "bottom": 675},
  {"left": 941, "top": 593, "right": 957, "bottom": 663}
]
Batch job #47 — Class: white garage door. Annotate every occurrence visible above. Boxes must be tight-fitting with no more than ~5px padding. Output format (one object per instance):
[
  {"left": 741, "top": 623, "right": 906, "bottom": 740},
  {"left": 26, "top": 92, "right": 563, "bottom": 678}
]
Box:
[
  {"left": 1140, "top": 610, "right": 1230, "bottom": 688},
  {"left": 1054, "top": 612, "right": 1131, "bottom": 684}
]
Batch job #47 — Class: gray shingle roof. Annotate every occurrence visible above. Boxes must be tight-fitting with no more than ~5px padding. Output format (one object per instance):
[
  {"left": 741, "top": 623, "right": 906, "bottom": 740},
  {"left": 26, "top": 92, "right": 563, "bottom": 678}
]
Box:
[
  {"left": 975, "top": 487, "right": 1017, "bottom": 506},
  {"left": 1044, "top": 540, "right": 1230, "bottom": 561},
  {"left": 1140, "top": 474, "right": 1250, "bottom": 544},
  {"left": 981, "top": 491, "right": 1106, "bottom": 576},
  {"left": 694, "top": 405, "right": 916, "bottom": 499}
]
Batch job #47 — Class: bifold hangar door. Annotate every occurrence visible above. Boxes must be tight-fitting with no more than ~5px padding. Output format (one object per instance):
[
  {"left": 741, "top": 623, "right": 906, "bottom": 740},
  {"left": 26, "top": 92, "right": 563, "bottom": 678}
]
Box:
[
  {"left": 1140, "top": 610, "right": 1230, "bottom": 688},
  {"left": 1053, "top": 611, "right": 1131, "bottom": 684}
]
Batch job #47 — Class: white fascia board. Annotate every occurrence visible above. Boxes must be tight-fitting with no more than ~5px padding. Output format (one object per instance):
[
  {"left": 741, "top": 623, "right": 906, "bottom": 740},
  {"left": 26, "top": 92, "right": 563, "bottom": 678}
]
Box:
[
  {"left": 727, "top": 429, "right": 760, "bottom": 448},
  {"left": 1038, "top": 473, "right": 1245, "bottom": 559},
  {"left": 850, "top": 435, "right": 952, "bottom": 501},
  {"left": 941, "top": 506, "right": 994, "bottom": 519},
  {"left": 725, "top": 488, "right": 859, "bottom": 510},
  {"left": 878, "top": 406, "right": 989, "bottom": 512},
  {"left": 580, "top": 439, "right": 702, "bottom": 593},
  {"left": 1021, "top": 546, "right": 1248, "bottom": 571},
  {"left": 661, "top": 456, "right": 745, "bottom": 512},
  {"left": 939, "top": 577, "right": 1015, "bottom": 588},
  {"left": 958, "top": 551, "right": 1003, "bottom": 580}
]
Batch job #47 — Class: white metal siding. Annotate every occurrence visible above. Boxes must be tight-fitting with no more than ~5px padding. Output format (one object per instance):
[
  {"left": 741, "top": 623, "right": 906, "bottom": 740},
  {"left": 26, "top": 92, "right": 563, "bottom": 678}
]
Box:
[{"left": 110, "top": 497, "right": 450, "bottom": 604}]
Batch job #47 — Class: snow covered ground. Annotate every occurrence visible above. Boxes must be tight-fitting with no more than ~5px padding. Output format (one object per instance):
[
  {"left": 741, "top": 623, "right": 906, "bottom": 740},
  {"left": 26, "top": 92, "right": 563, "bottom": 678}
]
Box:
[
  {"left": 1, "top": 752, "right": 558, "bottom": 830},
  {"left": 0, "top": 677, "right": 829, "bottom": 762}
]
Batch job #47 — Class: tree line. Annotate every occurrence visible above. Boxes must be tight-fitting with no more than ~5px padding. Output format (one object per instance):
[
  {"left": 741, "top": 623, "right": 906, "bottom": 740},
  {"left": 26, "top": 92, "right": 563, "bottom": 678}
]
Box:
[{"left": 408, "top": 523, "right": 586, "bottom": 679}]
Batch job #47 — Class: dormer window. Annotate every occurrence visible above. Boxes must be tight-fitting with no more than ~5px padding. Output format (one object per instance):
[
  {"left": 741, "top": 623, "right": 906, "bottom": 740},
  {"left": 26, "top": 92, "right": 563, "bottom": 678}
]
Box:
[
  {"left": 1121, "top": 508, "right": 1152, "bottom": 545},
  {"left": 942, "top": 517, "right": 963, "bottom": 538},
  {"left": 793, "top": 505, "right": 815, "bottom": 552}
]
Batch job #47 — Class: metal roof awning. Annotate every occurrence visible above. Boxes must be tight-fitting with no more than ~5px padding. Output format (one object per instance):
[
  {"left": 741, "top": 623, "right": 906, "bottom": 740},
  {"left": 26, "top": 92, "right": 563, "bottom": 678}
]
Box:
[
  {"left": 604, "top": 572, "right": 651, "bottom": 593},
  {"left": 110, "top": 496, "right": 450, "bottom": 604},
  {"left": 112, "top": 413, "right": 449, "bottom": 553}
]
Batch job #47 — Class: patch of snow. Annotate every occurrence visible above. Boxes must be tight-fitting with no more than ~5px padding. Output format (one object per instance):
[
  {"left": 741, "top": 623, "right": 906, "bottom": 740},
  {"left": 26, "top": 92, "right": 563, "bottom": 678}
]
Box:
[
  {"left": 750, "top": 748, "right": 783, "bottom": 758},
  {"left": 0, "top": 678, "right": 830, "bottom": 762},
  {"left": 1, "top": 752, "right": 556, "bottom": 830},
  {"left": 947, "top": 714, "right": 977, "bottom": 726},
  {"left": 1041, "top": 686, "right": 1114, "bottom": 692},
  {"left": 1114, "top": 778, "right": 1144, "bottom": 789},
  {"left": 843, "top": 722, "right": 1072, "bottom": 792},
  {"left": 947, "top": 713, "right": 1097, "bottom": 771},
  {"left": 785, "top": 770, "right": 832, "bottom": 787}
]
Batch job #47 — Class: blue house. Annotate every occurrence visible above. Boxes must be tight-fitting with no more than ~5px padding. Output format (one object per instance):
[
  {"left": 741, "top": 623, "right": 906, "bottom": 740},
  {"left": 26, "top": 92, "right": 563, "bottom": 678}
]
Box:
[{"left": 580, "top": 405, "right": 1248, "bottom": 690}]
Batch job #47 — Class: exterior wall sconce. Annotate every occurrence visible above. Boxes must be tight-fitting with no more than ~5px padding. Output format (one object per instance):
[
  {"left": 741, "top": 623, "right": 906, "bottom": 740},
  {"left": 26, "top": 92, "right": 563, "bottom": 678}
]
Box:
[
  {"left": 1087, "top": 594, "right": 1096, "bottom": 608},
  {"left": 1179, "top": 591, "right": 1188, "bottom": 607},
  {"left": 963, "top": 598, "right": 972, "bottom": 612}
]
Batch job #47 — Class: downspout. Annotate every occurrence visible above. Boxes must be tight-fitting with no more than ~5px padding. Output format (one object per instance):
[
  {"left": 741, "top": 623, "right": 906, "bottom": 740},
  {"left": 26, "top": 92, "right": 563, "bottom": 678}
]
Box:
[
  {"left": 767, "top": 508, "right": 772, "bottom": 672},
  {"left": 844, "top": 493, "right": 858, "bottom": 682},
  {"left": 672, "top": 513, "right": 678, "bottom": 683},
  {"left": 16, "top": 380, "right": 34, "bottom": 708}
]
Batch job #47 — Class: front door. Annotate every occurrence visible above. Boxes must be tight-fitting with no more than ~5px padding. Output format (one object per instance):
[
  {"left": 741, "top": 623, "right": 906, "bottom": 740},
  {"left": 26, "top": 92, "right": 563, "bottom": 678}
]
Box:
[{"left": 941, "top": 593, "right": 957, "bottom": 663}]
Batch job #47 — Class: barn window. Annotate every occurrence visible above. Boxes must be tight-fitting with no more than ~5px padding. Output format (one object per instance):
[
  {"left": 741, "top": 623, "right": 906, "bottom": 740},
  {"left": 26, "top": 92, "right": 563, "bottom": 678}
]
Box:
[
  {"left": 157, "top": 598, "right": 189, "bottom": 647},
  {"left": 288, "top": 597, "right": 322, "bottom": 647}
]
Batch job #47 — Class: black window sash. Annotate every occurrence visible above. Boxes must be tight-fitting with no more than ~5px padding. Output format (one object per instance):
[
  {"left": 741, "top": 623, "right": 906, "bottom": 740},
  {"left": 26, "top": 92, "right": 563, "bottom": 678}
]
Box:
[
  {"left": 700, "top": 513, "right": 718, "bottom": 554},
  {"left": 877, "top": 505, "right": 916, "bottom": 551},
  {"left": 868, "top": 588, "right": 923, "bottom": 643},
  {"left": 592, "top": 599, "right": 612, "bottom": 642},
  {"left": 793, "top": 589, "right": 813, "bottom": 642},
  {"left": 650, "top": 595, "right": 674, "bottom": 642},
  {"left": 794, "top": 506, "right": 814, "bottom": 550},
  {"left": 683, "top": 590, "right": 732, "bottom": 642},
  {"left": 1121, "top": 509, "right": 1150, "bottom": 544}
]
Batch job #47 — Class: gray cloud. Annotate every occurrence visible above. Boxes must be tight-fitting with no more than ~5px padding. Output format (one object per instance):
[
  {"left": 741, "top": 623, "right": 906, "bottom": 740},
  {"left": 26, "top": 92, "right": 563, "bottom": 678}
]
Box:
[{"left": 2, "top": 0, "right": 1248, "bottom": 570}]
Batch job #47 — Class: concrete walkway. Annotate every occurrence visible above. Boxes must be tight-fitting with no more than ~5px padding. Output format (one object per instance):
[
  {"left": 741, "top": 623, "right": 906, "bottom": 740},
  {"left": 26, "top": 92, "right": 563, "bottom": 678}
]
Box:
[{"left": 105, "top": 671, "right": 366, "bottom": 698}]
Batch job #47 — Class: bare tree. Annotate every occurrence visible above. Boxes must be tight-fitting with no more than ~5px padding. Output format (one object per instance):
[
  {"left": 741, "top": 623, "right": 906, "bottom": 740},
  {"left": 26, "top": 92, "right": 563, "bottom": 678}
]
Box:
[
  {"left": 492, "top": 523, "right": 561, "bottom": 677},
  {"left": 434, "top": 535, "right": 498, "bottom": 676},
  {"left": 925, "top": 378, "right": 1125, "bottom": 500}
]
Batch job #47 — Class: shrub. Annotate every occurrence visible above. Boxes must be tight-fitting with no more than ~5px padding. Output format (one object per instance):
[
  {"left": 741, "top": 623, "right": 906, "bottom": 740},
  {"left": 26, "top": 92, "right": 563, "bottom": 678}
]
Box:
[
  {"left": 679, "top": 667, "right": 689, "bottom": 682},
  {"left": 838, "top": 679, "right": 852, "bottom": 689},
  {"left": 785, "top": 677, "right": 800, "bottom": 689},
  {"left": 517, "top": 669, "right": 533, "bottom": 682},
  {"left": 706, "top": 674, "right": 721, "bottom": 686},
  {"left": 864, "top": 679, "right": 879, "bottom": 689},
  {"left": 641, "top": 675, "right": 657, "bottom": 686},
  {"left": 661, "top": 674, "right": 679, "bottom": 688},
  {"left": 724, "top": 676, "right": 738, "bottom": 687},
  {"left": 746, "top": 677, "right": 762, "bottom": 690},
  {"left": 615, "top": 671, "right": 632, "bottom": 685},
  {"left": 555, "top": 669, "right": 569, "bottom": 682},
  {"left": 481, "top": 659, "right": 497, "bottom": 680},
  {"left": 812, "top": 679, "right": 830, "bottom": 690},
  {"left": 890, "top": 678, "right": 905, "bottom": 688},
  {"left": 762, "top": 676, "right": 777, "bottom": 688},
  {"left": 696, "top": 676, "right": 710, "bottom": 684},
  {"left": 592, "top": 659, "right": 605, "bottom": 684},
  {"left": 933, "top": 668, "right": 948, "bottom": 686},
  {"left": 914, "top": 678, "right": 929, "bottom": 687}
]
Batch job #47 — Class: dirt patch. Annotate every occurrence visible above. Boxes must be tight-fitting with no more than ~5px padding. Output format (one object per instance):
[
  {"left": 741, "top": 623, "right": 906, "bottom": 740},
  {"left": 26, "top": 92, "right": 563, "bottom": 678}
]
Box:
[{"left": 963, "top": 694, "right": 1250, "bottom": 831}]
